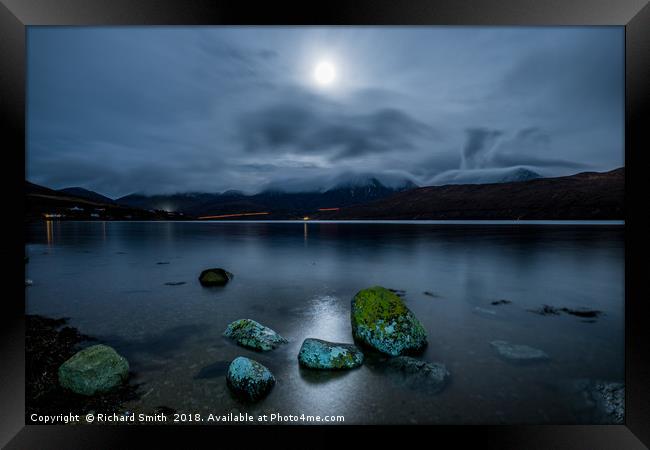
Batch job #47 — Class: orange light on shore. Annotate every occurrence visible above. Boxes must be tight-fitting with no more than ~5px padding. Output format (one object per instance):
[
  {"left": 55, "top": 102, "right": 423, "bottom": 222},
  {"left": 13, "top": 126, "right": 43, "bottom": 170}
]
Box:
[
  {"left": 198, "top": 212, "right": 270, "bottom": 220},
  {"left": 318, "top": 208, "right": 340, "bottom": 211}
]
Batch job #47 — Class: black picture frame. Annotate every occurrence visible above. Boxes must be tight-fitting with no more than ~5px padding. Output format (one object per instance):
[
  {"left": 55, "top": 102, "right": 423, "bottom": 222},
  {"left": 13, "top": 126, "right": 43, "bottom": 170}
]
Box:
[{"left": 2, "top": 0, "right": 648, "bottom": 448}]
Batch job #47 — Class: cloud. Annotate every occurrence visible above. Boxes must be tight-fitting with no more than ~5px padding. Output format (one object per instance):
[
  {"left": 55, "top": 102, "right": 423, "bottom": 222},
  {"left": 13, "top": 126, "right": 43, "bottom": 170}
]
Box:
[
  {"left": 236, "top": 103, "right": 439, "bottom": 161},
  {"left": 491, "top": 153, "right": 586, "bottom": 170},
  {"left": 496, "top": 28, "right": 624, "bottom": 128},
  {"left": 515, "top": 127, "right": 550, "bottom": 145},
  {"left": 458, "top": 126, "right": 589, "bottom": 172},
  {"left": 260, "top": 169, "right": 418, "bottom": 193},
  {"left": 25, "top": 27, "right": 623, "bottom": 197},
  {"left": 428, "top": 166, "right": 539, "bottom": 186},
  {"left": 461, "top": 128, "right": 503, "bottom": 170}
]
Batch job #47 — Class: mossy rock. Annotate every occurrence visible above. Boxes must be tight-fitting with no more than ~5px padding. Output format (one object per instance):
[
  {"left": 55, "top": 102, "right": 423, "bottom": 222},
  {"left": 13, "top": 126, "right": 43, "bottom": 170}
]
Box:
[
  {"left": 58, "top": 344, "right": 129, "bottom": 396},
  {"left": 223, "top": 319, "right": 287, "bottom": 351},
  {"left": 226, "top": 356, "right": 275, "bottom": 402},
  {"left": 351, "top": 286, "right": 427, "bottom": 356},
  {"left": 198, "top": 268, "right": 233, "bottom": 286},
  {"left": 298, "top": 338, "right": 364, "bottom": 370}
]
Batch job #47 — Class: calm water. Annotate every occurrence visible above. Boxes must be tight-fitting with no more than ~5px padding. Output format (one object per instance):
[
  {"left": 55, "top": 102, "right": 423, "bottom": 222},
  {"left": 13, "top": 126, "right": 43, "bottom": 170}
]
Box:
[{"left": 25, "top": 221, "right": 624, "bottom": 424}]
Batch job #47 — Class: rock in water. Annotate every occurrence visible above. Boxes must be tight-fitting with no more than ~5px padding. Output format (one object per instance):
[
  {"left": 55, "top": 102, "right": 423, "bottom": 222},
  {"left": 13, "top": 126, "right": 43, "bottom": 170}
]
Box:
[
  {"left": 490, "top": 340, "right": 549, "bottom": 363},
  {"left": 198, "top": 268, "right": 233, "bottom": 286},
  {"left": 491, "top": 299, "right": 512, "bottom": 306},
  {"left": 224, "top": 319, "right": 287, "bottom": 351},
  {"left": 557, "top": 378, "right": 624, "bottom": 423},
  {"left": 226, "top": 356, "right": 275, "bottom": 402},
  {"left": 298, "top": 338, "right": 364, "bottom": 369},
  {"left": 58, "top": 344, "right": 129, "bottom": 396},
  {"left": 592, "top": 381, "right": 624, "bottom": 423},
  {"left": 528, "top": 304, "right": 561, "bottom": 316},
  {"left": 351, "top": 286, "right": 427, "bottom": 356},
  {"left": 387, "top": 356, "right": 450, "bottom": 392}
]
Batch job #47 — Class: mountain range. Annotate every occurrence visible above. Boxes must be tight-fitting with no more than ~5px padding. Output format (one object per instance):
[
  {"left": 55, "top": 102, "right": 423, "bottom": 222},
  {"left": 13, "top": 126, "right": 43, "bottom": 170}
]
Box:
[
  {"left": 25, "top": 168, "right": 624, "bottom": 221},
  {"left": 115, "top": 176, "right": 418, "bottom": 218}
]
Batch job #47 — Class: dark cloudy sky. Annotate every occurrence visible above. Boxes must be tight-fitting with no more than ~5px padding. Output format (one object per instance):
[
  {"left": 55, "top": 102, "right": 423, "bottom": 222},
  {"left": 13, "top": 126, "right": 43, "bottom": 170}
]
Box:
[{"left": 27, "top": 27, "right": 624, "bottom": 197}]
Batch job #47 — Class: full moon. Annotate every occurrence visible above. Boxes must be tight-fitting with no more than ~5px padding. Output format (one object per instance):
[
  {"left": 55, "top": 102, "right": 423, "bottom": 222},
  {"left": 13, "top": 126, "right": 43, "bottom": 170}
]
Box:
[{"left": 313, "top": 61, "right": 336, "bottom": 86}]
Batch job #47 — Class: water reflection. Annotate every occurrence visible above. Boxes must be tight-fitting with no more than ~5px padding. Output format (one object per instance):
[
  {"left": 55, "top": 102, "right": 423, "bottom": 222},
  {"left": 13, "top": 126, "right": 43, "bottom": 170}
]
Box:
[
  {"left": 25, "top": 221, "right": 624, "bottom": 424},
  {"left": 45, "top": 219, "right": 53, "bottom": 247},
  {"left": 294, "top": 295, "right": 349, "bottom": 342}
]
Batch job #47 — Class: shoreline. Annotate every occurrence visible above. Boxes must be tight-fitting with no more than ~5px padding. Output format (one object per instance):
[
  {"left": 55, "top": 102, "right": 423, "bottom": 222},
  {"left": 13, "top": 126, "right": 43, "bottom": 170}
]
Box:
[
  {"left": 26, "top": 219, "right": 625, "bottom": 225},
  {"left": 25, "top": 315, "right": 141, "bottom": 423}
]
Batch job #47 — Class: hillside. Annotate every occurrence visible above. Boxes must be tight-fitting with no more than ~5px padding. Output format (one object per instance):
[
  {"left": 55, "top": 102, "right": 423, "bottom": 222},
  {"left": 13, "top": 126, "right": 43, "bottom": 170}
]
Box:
[
  {"left": 25, "top": 181, "right": 185, "bottom": 221},
  {"left": 312, "top": 168, "right": 624, "bottom": 220},
  {"left": 58, "top": 187, "right": 116, "bottom": 205}
]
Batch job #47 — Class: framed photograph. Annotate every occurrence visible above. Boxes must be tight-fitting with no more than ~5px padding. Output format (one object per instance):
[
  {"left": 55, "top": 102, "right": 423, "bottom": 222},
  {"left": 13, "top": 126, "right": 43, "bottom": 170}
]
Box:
[{"left": 2, "top": 0, "right": 648, "bottom": 447}]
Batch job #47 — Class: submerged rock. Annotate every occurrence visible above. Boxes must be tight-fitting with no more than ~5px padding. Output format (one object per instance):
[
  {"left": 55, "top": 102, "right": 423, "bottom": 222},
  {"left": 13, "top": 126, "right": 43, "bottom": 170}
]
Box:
[
  {"left": 224, "top": 319, "right": 287, "bottom": 351},
  {"left": 298, "top": 338, "right": 364, "bottom": 370},
  {"left": 351, "top": 286, "right": 427, "bottom": 356},
  {"left": 387, "top": 356, "right": 450, "bottom": 392},
  {"left": 491, "top": 299, "right": 512, "bottom": 306},
  {"left": 490, "top": 340, "right": 549, "bottom": 363},
  {"left": 528, "top": 304, "right": 602, "bottom": 318},
  {"left": 226, "top": 356, "right": 275, "bottom": 402},
  {"left": 164, "top": 281, "right": 186, "bottom": 286},
  {"left": 58, "top": 344, "right": 129, "bottom": 396},
  {"left": 559, "top": 307, "right": 603, "bottom": 318},
  {"left": 198, "top": 268, "right": 233, "bottom": 286},
  {"left": 473, "top": 306, "right": 498, "bottom": 317},
  {"left": 528, "top": 304, "right": 561, "bottom": 316}
]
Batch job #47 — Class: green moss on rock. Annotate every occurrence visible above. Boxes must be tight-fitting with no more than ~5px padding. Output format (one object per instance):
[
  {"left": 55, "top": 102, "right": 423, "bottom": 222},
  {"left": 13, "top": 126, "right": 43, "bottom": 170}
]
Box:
[
  {"left": 224, "top": 319, "right": 287, "bottom": 351},
  {"left": 351, "top": 286, "right": 427, "bottom": 356},
  {"left": 57, "top": 344, "right": 129, "bottom": 396},
  {"left": 298, "top": 338, "right": 364, "bottom": 370},
  {"left": 198, "top": 268, "right": 232, "bottom": 286}
]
